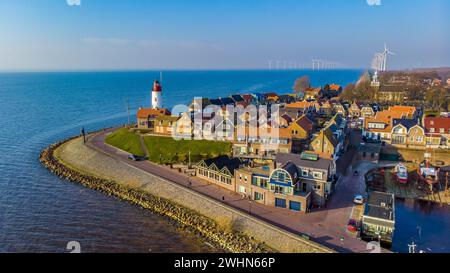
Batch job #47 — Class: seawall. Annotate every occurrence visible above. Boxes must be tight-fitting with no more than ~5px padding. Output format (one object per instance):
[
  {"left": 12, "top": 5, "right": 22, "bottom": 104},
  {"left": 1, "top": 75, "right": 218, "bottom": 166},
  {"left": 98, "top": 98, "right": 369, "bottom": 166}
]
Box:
[{"left": 40, "top": 134, "right": 333, "bottom": 253}]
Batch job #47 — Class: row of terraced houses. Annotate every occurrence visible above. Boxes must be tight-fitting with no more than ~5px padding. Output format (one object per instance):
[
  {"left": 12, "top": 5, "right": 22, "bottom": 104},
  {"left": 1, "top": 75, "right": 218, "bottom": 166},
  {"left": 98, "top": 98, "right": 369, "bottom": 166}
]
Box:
[{"left": 136, "top": 82, "right": 450, "bottom": 213}]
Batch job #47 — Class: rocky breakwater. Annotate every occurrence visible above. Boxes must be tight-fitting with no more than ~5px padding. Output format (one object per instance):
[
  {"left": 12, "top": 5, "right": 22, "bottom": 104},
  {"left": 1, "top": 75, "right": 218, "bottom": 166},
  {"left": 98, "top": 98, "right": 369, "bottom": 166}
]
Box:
[{"left": 39, "top": 136, "right": 273, "bottom": 253}]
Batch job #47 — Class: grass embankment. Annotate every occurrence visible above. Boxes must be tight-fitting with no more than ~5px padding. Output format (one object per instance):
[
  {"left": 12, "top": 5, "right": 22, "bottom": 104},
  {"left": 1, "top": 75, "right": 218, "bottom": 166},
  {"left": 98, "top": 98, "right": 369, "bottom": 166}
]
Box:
[
  {"left": 144, "top": 136, "right": 232, "bottom": 164},
  {"left": 105, "top": 128, "right": 145, "bottom": 157},
  {"left": 105, "top": 128, "right": 232, "bottom": 164}
]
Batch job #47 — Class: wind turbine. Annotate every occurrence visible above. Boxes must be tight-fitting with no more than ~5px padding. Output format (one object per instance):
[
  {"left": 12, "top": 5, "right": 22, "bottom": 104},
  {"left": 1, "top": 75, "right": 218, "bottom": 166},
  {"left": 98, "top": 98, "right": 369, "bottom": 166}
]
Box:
[{"left": 381, "top": 43, "right": 395, "bottom": 71}]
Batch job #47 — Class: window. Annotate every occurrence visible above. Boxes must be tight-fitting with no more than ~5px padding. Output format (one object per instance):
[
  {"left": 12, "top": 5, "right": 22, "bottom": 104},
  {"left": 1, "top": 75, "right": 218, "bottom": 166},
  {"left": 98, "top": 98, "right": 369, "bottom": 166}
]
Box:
[
  {"left": 440, "top": 128, "right": 445, "bottom": 133},
  {"left": 239, "top": 174, "right": 242, "bottom": 180},
  {"left": 275, "top": 198, "right": 287, "bottom": 208},
  {"left": 289, "top": 201, "right": 301, "bottom": 211},
  {"left": 244, "top": 176, "right": 248, "bottom": 182},
  {"left": 430, "top": 128, "right": 435, "bottom": 133},
  {"left": 273, "top": 185, "right": 285, "bottom": 195},
  {"left": 278, "top": 172, "right": 285, "bottom": 182},
  {"left": 302, "top": 170, "right": 308, "bottom": 177},
  {"left": 238, "top": 186, "right": 246, "bottom": 193},
  {"left": 313, "top": 172, "right": 323, "bottom": 179},
  {"left": 313, "top": 184, "right": 321, "bottom": 190},
  {"left": 254, "top": 192, "right": 264, "bottom": 201}
]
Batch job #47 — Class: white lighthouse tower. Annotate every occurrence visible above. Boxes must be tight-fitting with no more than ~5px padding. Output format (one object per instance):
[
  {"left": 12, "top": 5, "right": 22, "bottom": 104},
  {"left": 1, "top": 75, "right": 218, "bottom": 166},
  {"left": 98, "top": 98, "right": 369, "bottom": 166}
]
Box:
[{"left": 151, "top": 80, "right": 162, "bottom": 109}]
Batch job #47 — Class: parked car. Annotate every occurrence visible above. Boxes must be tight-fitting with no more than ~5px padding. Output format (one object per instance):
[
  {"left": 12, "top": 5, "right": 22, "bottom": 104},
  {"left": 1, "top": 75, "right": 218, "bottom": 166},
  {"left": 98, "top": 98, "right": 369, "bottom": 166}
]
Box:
[
  {"left": 128, "top": 154, "right": 147, "bottom": 161},
  {"left": 347, "top": 219, "right": 359, "bottom": 232},
  {"left": 353, "top": 194, "right": 364, "bottom": 205}
]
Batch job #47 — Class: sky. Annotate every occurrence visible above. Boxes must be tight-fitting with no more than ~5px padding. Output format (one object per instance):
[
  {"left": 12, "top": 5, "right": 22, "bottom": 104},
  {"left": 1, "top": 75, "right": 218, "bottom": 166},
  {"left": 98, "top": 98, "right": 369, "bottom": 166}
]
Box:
[{"left": 0, "top": 0, "right": 449, "bottom": 71}]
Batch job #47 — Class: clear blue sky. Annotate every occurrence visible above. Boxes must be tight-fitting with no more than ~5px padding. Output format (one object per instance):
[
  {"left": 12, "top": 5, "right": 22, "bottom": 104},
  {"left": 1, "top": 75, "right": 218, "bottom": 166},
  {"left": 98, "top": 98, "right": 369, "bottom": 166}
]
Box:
[{"left": 0, "top": 0, "right": 448, "bottom": 71}]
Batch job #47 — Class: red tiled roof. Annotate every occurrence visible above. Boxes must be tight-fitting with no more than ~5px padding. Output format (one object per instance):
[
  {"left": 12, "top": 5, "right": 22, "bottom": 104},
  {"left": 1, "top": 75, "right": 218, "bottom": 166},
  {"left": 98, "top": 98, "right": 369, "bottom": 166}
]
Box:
[
  {"left": 329, "top": 84, "right": 341, "bottom": 91},
  {"left": 424, "top": 117, "right": 450, "bottom": 135}
]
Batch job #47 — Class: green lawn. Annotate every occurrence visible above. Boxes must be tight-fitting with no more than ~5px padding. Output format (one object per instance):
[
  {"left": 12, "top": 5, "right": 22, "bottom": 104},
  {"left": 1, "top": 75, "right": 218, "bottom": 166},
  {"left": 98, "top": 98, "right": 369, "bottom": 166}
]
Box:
[
  {"left": 143, "top": 136, "right": 232, "bottom": 164},
  {"left": 105, "top": 128, "right": 145, "bottom": 157}
]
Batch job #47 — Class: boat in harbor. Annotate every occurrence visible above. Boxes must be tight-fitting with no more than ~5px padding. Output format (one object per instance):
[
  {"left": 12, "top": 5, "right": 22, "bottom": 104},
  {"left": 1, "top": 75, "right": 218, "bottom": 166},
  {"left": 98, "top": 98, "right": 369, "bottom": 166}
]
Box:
[
  {"left": 394, "top": 163, "right": 408, "bottom": 184},
  {"left": 418, "top": 161, "right": 439, "bottom": 186}
]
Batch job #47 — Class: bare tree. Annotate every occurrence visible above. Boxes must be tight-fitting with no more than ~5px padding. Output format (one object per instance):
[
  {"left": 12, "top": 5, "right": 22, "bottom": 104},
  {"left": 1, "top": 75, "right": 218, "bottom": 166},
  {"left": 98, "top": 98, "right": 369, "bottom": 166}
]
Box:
[{"left": 293, "top": 76, "right": 310, "bottom": 96}]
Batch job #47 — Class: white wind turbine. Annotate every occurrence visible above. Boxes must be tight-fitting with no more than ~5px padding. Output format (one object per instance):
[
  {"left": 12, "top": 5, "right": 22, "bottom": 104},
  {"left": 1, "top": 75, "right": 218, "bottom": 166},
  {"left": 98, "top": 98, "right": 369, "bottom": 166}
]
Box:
[{"left": 381, "top": 43, "right": 395, "bottom": 71}]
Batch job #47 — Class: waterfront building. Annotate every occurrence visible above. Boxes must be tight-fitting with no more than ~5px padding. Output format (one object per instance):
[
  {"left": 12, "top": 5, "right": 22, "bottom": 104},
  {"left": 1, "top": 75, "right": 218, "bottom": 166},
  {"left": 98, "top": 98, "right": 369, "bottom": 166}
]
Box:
[
  {"left": 361, "top": 191, "right": 395, "bottom": 244},
  {"left": 363, "top": 106, "right": 417, "bottom": 141},
  {"left": 390, "top": 118, "right": 426, "bottom": 148},
  {"left": 195, "top": 156, "right": 243, "bottom": 192},
  {"left": 423, "top": 117, "right": 450, "bottom": 149},
  {"left": 275, "top": 152, "right": 337, "bottom": 207},
  {"left": 235, "top": 163, "right": 311, "bottom": 213}
]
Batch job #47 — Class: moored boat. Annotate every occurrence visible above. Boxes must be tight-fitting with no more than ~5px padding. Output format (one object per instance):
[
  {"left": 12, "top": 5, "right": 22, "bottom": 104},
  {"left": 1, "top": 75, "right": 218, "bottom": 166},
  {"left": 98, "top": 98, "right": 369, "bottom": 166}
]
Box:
[
  {"left": 418, "top": 161, "right": 438, "bottom": 186},
  {"left": 394, "top": 163, "right": 408, "bottom": 184}
]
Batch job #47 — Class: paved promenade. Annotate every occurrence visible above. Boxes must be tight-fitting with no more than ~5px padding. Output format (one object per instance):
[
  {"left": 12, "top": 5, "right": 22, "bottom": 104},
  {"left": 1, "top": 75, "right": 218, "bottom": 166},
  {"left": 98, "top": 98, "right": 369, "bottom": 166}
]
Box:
[{"left": 87, "top": 128, "right": 388, "bottom": 253}]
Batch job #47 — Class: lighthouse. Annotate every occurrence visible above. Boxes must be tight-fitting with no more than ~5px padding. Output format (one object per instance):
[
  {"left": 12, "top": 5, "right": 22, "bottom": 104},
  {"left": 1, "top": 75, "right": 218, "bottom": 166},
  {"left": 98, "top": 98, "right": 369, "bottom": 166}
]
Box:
[{"left": 151, "top": 80, "right": 162, "bottom": 109}]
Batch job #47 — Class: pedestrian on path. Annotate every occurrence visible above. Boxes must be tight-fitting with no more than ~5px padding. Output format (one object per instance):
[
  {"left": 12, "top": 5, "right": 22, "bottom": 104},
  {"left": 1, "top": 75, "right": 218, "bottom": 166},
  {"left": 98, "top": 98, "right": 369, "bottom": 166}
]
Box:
[{"left": 222, "top": 195, "right": 225, "bottom": 202}]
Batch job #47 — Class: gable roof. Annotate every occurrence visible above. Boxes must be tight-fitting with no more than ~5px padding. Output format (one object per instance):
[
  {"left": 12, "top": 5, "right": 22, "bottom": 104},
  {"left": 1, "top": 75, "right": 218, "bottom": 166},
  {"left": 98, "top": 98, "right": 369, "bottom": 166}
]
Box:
[
  {"left": 291, "top": 115, "right": 314, "bottom": 132},
  {"left": 202, "top": 156, "right": 242, "bottom": 173},
  {"left": 392, "top": 118, "right": 419, "bottom": 131}
]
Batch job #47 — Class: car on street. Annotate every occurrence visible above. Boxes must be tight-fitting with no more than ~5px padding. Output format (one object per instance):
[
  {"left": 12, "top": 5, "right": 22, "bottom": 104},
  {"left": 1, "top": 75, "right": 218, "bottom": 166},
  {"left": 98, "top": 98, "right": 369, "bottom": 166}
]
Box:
[
  {"left": 347, "top": 219, "right": 359, "bottom": 232},
  {"left": 353, "top": 194, "right": 365, "bottom": 204},
  {"left": 128, "top": 154, "right": 147, "bottom": 161}
]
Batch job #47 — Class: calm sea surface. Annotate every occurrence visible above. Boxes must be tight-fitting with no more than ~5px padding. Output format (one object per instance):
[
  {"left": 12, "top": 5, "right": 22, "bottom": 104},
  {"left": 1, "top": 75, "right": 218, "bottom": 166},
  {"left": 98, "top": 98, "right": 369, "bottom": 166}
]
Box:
[{"left": 0, "top": 70, "right": 448, "bottom": 253}]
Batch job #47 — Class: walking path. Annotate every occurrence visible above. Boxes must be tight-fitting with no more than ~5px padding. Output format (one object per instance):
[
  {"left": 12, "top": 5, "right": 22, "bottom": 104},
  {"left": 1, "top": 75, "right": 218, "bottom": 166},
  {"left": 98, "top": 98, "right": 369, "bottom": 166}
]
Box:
[{"left": 87, "top": 128, "right": 390, "bottom": 253}]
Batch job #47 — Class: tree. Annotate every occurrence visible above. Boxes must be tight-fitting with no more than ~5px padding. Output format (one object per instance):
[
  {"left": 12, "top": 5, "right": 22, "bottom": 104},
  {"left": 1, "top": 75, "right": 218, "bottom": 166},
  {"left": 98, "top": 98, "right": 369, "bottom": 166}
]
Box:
[
  {"left": 293, "top": 76, "right": 310, "bottom": 96},
  {"left": 340, "top": 83, "right": 356, "bottom": 101}
]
